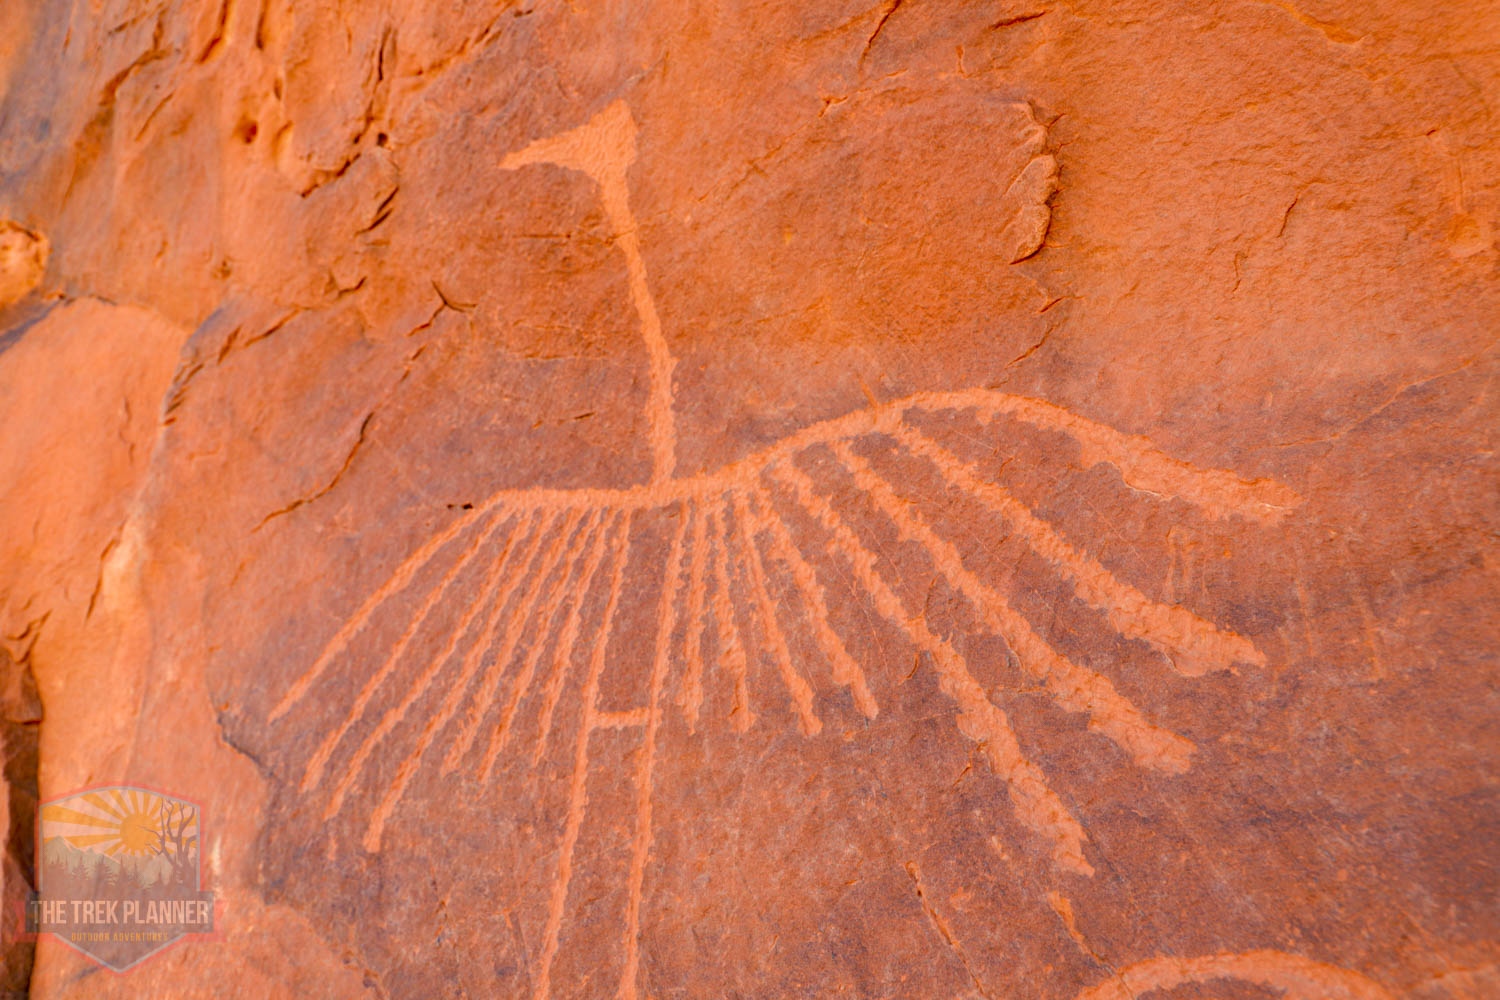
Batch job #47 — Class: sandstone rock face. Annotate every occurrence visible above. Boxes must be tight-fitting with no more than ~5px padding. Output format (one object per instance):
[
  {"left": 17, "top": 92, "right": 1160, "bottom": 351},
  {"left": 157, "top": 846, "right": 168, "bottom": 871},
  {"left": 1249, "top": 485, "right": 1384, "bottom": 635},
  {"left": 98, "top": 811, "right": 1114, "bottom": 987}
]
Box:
[
  {"left": 0, "top": 645, "right": 40, "bottom": 999},
  {"left": 0, "top": 222, "right": 47, "bottom": 309},
  {"left": 1, "top": 1, "right": 1497, "bottom": 997}
]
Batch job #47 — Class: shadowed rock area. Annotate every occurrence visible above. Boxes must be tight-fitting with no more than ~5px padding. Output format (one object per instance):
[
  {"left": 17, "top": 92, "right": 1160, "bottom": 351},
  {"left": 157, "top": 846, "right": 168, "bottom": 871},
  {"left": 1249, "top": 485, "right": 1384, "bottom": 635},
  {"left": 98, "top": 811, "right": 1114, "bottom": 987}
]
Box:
[{"left": 0, "top": 0, "right": 1496, "bottom": 997}]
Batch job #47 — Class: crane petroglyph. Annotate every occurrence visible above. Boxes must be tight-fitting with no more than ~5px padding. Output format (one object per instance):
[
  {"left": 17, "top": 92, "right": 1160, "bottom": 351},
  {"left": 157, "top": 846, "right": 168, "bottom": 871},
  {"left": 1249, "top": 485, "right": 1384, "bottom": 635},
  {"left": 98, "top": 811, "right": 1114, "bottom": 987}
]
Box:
[{"left": 267, "top": 100, "right": 1305, "bottom": 1000}]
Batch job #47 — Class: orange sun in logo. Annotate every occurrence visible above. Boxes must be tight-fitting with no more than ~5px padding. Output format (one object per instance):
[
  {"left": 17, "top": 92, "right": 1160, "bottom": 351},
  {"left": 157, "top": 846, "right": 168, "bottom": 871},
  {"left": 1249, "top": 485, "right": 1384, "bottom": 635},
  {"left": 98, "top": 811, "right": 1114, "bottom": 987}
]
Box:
[{"left": 41, "top": 788, "right": 168, "bottom": 856}]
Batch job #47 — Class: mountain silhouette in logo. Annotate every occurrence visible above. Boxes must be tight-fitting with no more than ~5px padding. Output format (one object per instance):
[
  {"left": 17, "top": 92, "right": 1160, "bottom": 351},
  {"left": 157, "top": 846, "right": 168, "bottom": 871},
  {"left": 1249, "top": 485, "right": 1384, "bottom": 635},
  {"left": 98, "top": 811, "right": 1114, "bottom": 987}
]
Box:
[{"left": 40, "top": 837, "right": 182, "bottom": 900}]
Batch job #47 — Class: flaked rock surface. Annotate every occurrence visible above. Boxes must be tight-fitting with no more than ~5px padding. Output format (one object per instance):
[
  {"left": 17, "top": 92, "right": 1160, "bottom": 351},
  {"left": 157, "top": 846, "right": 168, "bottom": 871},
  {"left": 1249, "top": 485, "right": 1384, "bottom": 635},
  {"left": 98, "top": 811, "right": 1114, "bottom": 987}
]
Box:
[{"left": 0, "top": 1, "right": 1496, "bottom": 997}]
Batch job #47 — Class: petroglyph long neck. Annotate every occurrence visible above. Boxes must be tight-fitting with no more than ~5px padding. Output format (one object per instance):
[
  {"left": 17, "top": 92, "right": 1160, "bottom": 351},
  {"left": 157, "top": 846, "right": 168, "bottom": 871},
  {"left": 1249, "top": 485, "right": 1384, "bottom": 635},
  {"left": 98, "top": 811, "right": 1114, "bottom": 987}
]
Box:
[{"left": 499, "top": 101, "right": 678, "bottom": 485}]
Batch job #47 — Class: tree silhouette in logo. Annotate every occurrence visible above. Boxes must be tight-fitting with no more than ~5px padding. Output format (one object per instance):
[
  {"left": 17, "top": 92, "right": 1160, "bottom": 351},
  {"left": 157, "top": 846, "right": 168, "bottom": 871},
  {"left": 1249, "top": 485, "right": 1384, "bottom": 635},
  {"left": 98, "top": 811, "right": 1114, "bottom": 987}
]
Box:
[{"left": 150, "top": 799, "right": 198, "bottom": 891}]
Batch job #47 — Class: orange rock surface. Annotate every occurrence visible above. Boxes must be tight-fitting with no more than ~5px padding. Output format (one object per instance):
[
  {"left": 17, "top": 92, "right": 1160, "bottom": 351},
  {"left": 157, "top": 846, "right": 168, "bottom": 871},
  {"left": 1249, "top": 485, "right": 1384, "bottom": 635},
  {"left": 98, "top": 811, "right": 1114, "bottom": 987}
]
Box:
[{"left": 0, "top": 0, "right": 1496, "bottom": 997}]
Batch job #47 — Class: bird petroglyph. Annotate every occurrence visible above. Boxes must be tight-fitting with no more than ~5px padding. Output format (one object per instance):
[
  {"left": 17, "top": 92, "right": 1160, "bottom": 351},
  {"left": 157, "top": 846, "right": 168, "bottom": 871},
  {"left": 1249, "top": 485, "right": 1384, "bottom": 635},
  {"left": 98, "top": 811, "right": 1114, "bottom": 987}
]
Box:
[{"left": 267, "top": 100, "right": 1303, "bottom": 1000}]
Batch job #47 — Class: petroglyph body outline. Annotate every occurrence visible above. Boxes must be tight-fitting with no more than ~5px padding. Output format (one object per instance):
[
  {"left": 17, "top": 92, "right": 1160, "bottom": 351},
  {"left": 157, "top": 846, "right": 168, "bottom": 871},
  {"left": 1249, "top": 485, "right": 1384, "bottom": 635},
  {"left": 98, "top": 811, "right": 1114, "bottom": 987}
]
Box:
[{"left": 267, "top": 100, "right": 1306, "bottom": 999}]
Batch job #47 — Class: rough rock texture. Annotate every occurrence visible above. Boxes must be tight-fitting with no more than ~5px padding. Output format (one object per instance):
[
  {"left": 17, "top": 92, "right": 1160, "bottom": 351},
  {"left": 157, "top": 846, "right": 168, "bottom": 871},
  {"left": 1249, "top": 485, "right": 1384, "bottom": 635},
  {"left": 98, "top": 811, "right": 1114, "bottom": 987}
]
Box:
[
  {"left": 0, "top": 222, "right": 47, "bottom": 308},
  {"left": 0, "top": 645, "right": 40, "bottom": 999},
  {"left": 1, "top": 0, "right": 1497, "bottom": 997}
]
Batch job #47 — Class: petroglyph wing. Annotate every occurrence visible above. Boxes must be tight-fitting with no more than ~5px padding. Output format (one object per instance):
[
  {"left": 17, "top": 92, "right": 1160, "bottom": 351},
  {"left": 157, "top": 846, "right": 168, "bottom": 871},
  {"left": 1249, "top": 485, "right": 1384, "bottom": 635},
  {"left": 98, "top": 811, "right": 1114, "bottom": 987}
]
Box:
[{"left": 268, "top": 387, "right": 1299, "bottom": 873}]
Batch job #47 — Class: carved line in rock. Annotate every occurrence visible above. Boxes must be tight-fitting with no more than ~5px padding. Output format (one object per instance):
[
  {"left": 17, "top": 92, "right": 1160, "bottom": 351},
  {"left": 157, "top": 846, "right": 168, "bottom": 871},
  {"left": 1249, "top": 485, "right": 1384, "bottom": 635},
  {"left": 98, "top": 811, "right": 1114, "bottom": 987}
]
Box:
[
  {"left": 499, "top": 101, "right": 677, "bottom": 486},
  {"left": 266, "top": 100, "right": 1304, "bottom": 999},
  {"left": 535, "top": 509, "right": 634, "bottom": 1000},
  {"left": 776, "top": 452, "right": 1096, "bottom": 874},
  {"left": 480, "top": 508, "right": 604, "bottom": 784},
  {"left": 1070, "top": 949, "right": 1397, "bottom": 1000},
  {"left": 731, "top": 489, "right": 821, "bottom": 737},
  {"left": 1043, "top": 889, "right": 1401, "bottom": 1000},
  {"left": 708, "top": 497, "right": 755, "bottom": 732},
  {"left": 750, "top": 481, "right": 878, "bottom": 719},
  {"left": 618, "top": 502, "right": 687, "bottom": 1000},
  {"left": 834, "top": 439, "right": 1194, "bottom": 774}
]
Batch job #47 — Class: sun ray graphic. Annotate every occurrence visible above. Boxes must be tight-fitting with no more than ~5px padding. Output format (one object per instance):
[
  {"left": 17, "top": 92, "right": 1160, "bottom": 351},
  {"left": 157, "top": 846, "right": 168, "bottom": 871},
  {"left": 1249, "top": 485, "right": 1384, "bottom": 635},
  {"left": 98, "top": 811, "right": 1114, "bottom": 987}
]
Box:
[{"left": 41, "top": 788, "right": 179, "bottom": 857}]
